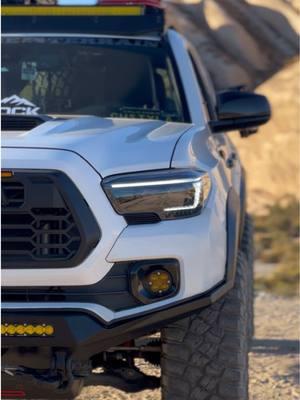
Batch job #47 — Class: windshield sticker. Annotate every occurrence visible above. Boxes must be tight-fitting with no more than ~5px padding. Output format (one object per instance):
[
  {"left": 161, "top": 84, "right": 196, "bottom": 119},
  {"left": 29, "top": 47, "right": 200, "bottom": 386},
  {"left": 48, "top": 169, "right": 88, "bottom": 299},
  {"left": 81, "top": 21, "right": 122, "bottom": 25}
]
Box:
[
  {"left": 1, "top": 95, "right": 40, "bottom": 116},
  {"left": 3, "top": 36, "right": 159, "bottom": 49},
  {"left": 111, "top": 107, "right": 180, "bottom": 122},
  {"left": 21, "top": 62, "right": 38, "bottom": 81}
]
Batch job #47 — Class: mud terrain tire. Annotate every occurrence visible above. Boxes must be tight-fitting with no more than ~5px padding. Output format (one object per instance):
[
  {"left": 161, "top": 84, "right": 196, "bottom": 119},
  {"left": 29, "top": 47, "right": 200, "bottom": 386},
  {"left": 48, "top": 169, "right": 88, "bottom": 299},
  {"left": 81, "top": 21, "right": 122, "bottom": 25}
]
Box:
[{"left": 161, "top": 251, "right": 249, "bottom": 400}]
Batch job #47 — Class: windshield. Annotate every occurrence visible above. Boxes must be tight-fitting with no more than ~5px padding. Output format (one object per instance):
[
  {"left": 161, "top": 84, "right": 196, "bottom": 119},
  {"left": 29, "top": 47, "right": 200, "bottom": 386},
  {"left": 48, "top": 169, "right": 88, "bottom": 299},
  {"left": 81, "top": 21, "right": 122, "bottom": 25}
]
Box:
[{"left": 1, "top": 36, "right": 187, "bottom": 122}]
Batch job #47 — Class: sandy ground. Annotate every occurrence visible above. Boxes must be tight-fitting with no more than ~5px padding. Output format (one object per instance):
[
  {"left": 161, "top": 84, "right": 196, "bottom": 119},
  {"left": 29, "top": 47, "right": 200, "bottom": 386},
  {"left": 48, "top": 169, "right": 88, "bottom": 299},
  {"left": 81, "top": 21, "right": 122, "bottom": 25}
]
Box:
[
  {"left": 78, "top": 292, "right": 300, "bottom": 400},
  {"left": 249, "top": 292, "right": 299, "bottom": 400}
]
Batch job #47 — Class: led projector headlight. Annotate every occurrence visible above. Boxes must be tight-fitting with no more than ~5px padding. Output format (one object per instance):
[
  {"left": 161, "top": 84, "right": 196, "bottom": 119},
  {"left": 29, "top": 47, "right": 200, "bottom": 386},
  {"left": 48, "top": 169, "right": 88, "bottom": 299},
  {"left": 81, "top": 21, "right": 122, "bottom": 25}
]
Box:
[{"left": 102, "top": 169, "right": 211, "bottom": 222}]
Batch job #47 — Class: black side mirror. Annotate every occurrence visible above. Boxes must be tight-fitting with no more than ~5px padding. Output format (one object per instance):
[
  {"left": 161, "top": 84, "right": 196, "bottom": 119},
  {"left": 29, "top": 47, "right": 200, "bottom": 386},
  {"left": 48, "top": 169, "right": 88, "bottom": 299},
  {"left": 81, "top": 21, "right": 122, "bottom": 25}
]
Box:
[{"left": 209, "top": 90, "right": 271, "bottom": 134}]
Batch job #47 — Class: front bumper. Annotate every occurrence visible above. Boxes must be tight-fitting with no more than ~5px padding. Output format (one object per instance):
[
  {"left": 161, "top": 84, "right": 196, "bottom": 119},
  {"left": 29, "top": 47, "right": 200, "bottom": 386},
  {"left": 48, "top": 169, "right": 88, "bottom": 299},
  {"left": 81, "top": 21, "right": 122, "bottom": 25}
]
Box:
[
  {"left": 1, "top": 278, "right": 232, "bottom": 399},
  {"left": 2, "top": 188, "right": 240, "bottom": 400},
  {"left": 2, "top": 188, "right": 240, "bottom": 362},
  {"left": 2, "top": 280, "right": 235, "bottom": 364}
]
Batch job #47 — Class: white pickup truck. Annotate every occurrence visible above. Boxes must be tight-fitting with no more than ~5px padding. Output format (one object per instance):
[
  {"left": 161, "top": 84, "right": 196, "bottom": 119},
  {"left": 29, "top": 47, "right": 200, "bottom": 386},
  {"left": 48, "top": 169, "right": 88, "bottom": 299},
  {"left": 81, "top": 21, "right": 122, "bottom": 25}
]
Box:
[{"left": 1, "top": 1, "right": 271, "bottom": 399}]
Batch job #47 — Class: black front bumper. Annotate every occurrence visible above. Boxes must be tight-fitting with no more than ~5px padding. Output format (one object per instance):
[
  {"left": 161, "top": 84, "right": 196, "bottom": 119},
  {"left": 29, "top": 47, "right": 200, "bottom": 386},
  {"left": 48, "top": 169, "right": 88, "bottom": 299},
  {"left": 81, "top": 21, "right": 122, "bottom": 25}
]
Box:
[
  {"left": 1, "top": 280, "right": 234, "bottom": 398},
  {"left": 1, "top": 279, "right": 233, "bottom": 399},
  {"left": 2, "top": 278, "right": 236, "bottom": 362}
]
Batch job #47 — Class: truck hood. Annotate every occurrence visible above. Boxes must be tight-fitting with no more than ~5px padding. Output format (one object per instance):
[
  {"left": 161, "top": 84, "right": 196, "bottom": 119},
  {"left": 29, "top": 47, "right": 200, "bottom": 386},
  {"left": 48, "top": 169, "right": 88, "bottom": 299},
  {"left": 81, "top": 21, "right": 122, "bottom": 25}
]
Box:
[{"left": 2, "top": 116, "right": 192, "bottom": 177}]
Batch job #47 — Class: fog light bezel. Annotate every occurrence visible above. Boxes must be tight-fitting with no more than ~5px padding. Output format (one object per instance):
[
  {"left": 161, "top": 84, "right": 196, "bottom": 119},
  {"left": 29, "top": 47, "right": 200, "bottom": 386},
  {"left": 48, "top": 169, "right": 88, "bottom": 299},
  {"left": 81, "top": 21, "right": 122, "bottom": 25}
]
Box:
[{"left": 130, "top": 259, "right": 180, "bottom": 304}]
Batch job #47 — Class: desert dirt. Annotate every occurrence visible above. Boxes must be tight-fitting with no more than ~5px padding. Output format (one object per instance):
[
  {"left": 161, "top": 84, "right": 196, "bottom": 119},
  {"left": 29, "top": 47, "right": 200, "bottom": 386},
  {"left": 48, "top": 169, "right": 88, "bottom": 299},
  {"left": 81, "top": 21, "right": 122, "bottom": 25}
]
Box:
[{"left": 78, "top": 292, "right": 300, "bottom": 400}]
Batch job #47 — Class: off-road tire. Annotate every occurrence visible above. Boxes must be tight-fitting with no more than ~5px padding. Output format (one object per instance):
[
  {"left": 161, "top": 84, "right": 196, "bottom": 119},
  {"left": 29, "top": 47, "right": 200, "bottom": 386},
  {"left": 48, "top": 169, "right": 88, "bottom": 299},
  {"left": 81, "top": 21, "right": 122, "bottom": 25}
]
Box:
[
  {"left": 161, "top": 251, "right": 249, "bottom": 400},
  {"left": 240, "top": 213, "right": 255, "bottom": 341}
]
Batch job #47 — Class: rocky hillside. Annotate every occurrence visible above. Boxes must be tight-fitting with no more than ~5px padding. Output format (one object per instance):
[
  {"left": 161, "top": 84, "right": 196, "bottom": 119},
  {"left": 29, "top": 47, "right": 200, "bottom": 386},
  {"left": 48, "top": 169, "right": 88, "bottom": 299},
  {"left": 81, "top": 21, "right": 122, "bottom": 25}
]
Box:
[
  {"left": 166, "top": 0, "right": 299, "bottom": 90},
  {"left": 166, "top": 0, "right": 299, "bottom": 214},
  {"left": 230, "top": 61, "right": 299, "bottom": 214}
]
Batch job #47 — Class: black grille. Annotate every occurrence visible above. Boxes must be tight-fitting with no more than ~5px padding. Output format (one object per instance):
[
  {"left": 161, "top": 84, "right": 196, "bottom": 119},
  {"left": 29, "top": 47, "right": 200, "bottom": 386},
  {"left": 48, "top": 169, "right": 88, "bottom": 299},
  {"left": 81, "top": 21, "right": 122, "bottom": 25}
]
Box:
[
  {"left": 1, "top": 170, "right": 101, "bottom": 268},
  {"left": 1, "top": 181, "right": 25, "bottom": 208}
]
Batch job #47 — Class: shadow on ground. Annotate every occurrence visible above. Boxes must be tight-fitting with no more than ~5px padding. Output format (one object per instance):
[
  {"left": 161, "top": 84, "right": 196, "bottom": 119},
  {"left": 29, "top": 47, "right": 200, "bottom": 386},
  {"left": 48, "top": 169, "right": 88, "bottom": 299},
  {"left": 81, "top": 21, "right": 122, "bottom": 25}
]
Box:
[{"left": 251, "top": 338, "right": 299, "bottom": 355}]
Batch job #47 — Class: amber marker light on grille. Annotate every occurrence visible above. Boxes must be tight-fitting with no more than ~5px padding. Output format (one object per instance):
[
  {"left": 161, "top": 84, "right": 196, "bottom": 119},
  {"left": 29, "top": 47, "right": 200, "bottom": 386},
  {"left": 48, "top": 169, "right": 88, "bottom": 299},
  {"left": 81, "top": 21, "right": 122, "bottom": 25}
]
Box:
[
  {"left": 1, "top": 170, "right": 13, "bottom": 179},
  {"left": 1, "top": 324, "right": 55, "bottom": 337}
]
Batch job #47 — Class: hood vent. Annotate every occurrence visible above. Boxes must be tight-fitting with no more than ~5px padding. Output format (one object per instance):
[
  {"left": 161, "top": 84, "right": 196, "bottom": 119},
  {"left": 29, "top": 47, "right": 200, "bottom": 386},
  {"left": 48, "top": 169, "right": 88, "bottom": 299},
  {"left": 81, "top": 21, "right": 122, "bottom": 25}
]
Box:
[{"left": 1, "top": 114, "right": 52, "bottom": 131}]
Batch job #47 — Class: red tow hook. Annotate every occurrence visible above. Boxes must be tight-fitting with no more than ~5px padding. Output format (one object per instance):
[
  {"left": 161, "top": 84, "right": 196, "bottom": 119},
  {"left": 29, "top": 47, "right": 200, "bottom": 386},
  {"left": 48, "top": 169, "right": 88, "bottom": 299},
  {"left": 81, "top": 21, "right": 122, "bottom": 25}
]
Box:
[{"left": 1, "top": 390, "right": 26, "bottom": 398}]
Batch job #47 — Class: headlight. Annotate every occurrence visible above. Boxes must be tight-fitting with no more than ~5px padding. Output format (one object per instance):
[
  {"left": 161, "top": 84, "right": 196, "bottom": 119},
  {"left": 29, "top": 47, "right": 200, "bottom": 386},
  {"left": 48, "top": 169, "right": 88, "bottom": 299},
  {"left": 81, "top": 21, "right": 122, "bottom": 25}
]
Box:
[{"left": 102, "top": 169, "right": 211, "bottom": 223}]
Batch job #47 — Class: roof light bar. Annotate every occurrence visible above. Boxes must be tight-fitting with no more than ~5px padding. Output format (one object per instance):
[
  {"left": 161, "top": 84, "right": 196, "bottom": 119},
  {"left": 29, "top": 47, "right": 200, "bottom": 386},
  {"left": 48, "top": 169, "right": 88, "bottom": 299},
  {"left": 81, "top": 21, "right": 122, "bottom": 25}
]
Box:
[
  {"left": 2, "top": 0, "right": 164, "bottom": 36},
  {"left": 2, "top": 5, "right": 144, "bottom": 16}
]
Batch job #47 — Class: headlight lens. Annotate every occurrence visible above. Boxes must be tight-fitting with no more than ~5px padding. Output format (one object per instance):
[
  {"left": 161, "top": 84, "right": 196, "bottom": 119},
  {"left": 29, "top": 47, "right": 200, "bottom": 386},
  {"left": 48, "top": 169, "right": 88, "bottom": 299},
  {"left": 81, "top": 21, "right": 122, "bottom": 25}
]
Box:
[{"left": 102, "top": 169, "right": 211, "bottom": 223}]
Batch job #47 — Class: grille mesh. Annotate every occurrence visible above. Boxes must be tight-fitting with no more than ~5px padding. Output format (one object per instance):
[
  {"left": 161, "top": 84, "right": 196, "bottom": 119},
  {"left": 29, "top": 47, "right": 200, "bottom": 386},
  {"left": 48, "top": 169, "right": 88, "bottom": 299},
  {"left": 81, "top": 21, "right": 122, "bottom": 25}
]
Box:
[
  {"left": 2, "top": 209, "right": 81, "bottom": 261},
  {"left": 1, "top": 171, "right": 91, "bottom": 268}
]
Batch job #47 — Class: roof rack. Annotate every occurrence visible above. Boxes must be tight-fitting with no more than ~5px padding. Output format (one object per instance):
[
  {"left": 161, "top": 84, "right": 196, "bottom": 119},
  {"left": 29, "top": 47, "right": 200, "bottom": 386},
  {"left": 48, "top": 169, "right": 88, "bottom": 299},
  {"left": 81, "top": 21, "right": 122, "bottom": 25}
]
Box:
[{"left": 2, "top": 0, "right": 165, "bottom": 37}]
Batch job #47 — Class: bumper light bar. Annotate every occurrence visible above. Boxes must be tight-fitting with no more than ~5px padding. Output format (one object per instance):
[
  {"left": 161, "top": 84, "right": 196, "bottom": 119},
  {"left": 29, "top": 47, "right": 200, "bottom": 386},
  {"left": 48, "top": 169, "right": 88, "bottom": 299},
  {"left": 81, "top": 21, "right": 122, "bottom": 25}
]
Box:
[{"left": 2, "top": 323, "right": 55, "bottom": 337}]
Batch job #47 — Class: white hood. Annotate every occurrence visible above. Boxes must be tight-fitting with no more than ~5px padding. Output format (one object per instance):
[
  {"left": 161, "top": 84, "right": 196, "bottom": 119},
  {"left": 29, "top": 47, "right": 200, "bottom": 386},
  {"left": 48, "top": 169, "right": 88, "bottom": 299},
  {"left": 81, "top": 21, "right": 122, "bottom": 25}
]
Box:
[{"left": 2, "top": 116, "right": 192, "bottom": 177}]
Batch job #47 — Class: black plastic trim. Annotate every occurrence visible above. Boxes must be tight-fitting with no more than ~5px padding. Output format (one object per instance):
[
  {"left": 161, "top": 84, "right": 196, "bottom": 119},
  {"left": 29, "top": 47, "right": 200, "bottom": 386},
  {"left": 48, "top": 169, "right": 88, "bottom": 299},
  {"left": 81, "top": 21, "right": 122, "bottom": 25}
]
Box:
[
  {"left": 2, "top": 262, "right": 140, "bottom": 311},
  {"left": 2, "top": 9, "right": 164, "bottom": 36},
  {"left": 1, "top": 169, "right": 101, "bottom": 269},
  {"left": 125, "top": 213, "right": 161, "bottom": 225},
  {"left": 239, "top": 167, "right": 247, "bottom": 245}
]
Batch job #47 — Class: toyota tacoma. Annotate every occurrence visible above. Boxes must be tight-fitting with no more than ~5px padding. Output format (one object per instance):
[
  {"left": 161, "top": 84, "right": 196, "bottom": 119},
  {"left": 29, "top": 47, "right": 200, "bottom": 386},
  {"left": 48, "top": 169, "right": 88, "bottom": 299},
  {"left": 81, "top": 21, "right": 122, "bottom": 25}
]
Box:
[{"left": 1, "top": 1, "right": 271, "bottom": 399}]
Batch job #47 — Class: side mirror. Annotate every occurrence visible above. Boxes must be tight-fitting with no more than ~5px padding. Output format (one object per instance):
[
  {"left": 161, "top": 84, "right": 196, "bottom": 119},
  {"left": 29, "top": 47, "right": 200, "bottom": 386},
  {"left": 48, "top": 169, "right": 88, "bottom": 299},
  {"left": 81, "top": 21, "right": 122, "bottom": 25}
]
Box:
[{"left": 209, "top": 90, "right": 271, "bottom": 134}]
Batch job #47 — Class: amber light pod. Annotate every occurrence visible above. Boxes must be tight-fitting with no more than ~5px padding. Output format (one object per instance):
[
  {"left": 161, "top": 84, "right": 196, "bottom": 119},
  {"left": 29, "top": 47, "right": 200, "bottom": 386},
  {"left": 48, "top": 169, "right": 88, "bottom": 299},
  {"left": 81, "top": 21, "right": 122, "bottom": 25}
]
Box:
[
  {"left": 144, "top": 270, "right": 172, "bottom": 295},
  {"left": 1, "top": 323, "right": 55, "bottom": 337},
  {"left": 1, "top": 170, "right": 14, "bottom": 179}
]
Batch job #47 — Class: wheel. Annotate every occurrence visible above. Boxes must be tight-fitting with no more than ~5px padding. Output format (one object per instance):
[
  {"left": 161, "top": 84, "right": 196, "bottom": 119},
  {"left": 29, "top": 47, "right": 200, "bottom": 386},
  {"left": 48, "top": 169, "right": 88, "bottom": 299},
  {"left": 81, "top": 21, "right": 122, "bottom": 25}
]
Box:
[
  {"left": 240, "top": 213, "right": 255, "bottom": 341},
  {"left": 161, "top": 251, "right": 249, "bottom": 400}
]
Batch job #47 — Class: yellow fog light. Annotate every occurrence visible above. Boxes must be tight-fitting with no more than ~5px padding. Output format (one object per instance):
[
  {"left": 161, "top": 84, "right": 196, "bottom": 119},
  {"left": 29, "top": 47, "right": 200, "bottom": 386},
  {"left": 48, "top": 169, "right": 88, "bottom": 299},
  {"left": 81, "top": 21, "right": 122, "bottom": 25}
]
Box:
[
  {"left": 1, "top": 325, "right": 7, "bottom": 335},
  {"left": 144, "top": 269, "right": 172, "bottom": 295}
]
